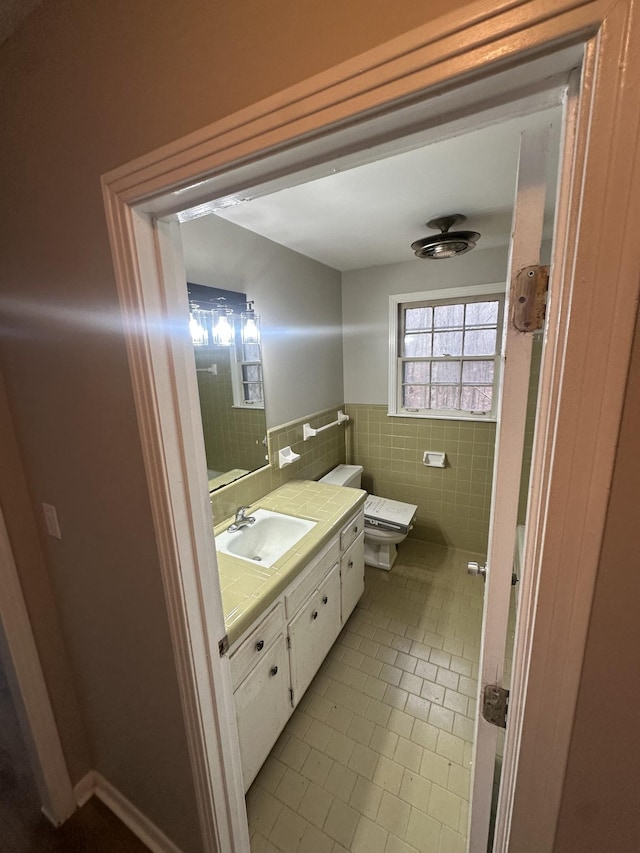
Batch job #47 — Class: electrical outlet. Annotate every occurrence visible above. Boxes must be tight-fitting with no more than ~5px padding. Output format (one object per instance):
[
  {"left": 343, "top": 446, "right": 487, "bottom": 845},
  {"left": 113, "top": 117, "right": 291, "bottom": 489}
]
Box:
[{"left": 42, "top": 503, "right": 62, "bottom": 539}]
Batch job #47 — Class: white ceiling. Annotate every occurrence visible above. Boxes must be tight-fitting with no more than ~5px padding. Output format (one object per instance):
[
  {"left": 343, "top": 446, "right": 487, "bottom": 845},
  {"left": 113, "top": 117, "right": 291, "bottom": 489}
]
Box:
[{"left": 211, "top": 106, "right": 561, "bottom": 272}]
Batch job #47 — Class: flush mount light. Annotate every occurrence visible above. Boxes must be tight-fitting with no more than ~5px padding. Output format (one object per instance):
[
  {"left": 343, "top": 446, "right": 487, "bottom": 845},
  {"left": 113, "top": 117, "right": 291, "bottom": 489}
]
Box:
[{"left": 411, "top": 214, "right": 480, "bottom": 259}]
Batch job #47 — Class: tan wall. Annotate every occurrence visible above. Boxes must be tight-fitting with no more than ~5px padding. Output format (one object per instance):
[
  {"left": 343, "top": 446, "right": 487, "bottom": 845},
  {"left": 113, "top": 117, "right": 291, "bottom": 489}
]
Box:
[
  {"left": 553, "top": 307, "right": 640, "bottom": 853},
  {"left": 1, "top": 0, "right": 638, "bottom": 849},
  {"left": 0, "top": 370, "right": 91, "bottom": 782}
]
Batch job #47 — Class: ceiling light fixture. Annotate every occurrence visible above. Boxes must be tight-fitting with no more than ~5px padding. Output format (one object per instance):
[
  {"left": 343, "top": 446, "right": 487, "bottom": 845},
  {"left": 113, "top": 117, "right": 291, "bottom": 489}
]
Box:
[{"left": 411, "top": 214, "right": 480, "bottom": 259}]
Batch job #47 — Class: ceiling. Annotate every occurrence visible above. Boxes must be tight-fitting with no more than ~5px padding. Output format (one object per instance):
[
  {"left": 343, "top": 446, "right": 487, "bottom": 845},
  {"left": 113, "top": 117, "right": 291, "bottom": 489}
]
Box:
[{"left": 211, "top": 106, "right": 562, "bottom": 272}]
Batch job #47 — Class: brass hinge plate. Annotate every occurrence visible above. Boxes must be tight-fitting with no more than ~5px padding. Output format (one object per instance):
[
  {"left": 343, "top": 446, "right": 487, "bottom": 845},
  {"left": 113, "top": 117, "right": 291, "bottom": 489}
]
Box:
[
  {"left": 218, "top": 634, "right": 229, "bottom": 657},
  {"left": 483, "top": 684, "right": 510, "bottom": 728},
  {"left": 511, "top": 265, "right": 549, "bottom": 333}
]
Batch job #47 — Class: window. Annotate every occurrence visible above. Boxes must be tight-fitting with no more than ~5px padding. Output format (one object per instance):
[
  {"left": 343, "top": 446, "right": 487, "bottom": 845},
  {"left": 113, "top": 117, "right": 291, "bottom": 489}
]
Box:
[
  {"left": 390, "top": 286, "right": 504, "bottom": 420},
  {"left": 231, "top": 338, "right": 264, "bottom": 409}
]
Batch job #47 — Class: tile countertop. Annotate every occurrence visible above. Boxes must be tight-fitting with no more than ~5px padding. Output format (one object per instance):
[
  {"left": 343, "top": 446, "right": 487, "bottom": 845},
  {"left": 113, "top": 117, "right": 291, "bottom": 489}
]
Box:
[{"left": 214, "top": 479, "right": 366, "bottom": 648}]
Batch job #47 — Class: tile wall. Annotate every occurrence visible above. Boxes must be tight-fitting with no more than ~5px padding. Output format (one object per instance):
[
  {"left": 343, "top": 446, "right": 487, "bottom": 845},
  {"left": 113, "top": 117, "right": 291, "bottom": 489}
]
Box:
[
  {"left": 195, "top": 346, "right": 267, "bottom": 473},
  {"left": 210, "top": 407, "right": 347, "bottom": 523},
  {"left": 344, "top": 405, "right": 495, "bottom": 553},
  {"left": 208, "top": 392, "right": 526, "bottom": 555}
]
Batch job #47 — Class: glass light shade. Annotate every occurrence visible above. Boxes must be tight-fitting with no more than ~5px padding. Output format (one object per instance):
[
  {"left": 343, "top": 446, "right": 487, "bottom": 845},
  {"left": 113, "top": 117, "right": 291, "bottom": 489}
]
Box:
[
  {"left": 241, "top": 312, "right": 260, "bottom": 345},
  {"left": 189, "top": 310, "right": 209, "bottom": 346},
  {"left": 212, "top": 312, "right": 234, "bottom": 347}
]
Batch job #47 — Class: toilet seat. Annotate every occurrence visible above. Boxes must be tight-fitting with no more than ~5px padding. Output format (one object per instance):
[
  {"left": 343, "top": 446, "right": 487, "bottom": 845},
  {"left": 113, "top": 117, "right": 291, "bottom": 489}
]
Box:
[{"left": 364, "top": 495, "right": 417, "bottom": 534}]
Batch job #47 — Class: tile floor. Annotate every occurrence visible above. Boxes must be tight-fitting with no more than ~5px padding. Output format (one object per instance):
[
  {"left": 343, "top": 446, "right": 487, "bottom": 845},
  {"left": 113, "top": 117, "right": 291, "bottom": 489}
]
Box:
[{"left": 246, "top": 539, "right": 486, "bottom": 853}]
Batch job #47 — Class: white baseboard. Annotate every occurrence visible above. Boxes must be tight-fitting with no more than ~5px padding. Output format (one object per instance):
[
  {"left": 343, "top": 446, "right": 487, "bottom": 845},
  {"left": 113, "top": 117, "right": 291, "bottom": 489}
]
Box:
[
  {"left": 73, "top": 770, "right": 97, "bottom": 807},
  {"left": 73, "top": 770, "right": 183, "bottom": 853}
]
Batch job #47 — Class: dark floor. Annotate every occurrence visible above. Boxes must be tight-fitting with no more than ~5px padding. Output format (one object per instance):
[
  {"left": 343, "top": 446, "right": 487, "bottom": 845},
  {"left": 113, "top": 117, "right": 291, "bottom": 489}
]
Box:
[{"left": 0, "top": 657, "right": 148, "bottom": 853}]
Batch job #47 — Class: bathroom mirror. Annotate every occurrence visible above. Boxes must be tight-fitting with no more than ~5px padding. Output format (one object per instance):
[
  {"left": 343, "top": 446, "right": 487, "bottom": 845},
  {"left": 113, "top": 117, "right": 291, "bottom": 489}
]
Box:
[{"left": 187, "top": 282, "right": 269, "bottom": 491}]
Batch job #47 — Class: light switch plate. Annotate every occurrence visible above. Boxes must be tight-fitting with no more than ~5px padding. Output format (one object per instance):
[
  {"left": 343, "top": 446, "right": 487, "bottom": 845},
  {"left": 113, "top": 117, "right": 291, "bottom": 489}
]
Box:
[{"left": 42, "top": 503, "right": 62, "bottom": 539}]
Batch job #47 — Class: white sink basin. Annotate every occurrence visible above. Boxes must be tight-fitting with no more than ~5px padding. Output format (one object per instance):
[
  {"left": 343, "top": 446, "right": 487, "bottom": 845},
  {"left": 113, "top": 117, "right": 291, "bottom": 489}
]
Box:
[{"left": 216, "top": 509, "right": 317, "bottom": 568}]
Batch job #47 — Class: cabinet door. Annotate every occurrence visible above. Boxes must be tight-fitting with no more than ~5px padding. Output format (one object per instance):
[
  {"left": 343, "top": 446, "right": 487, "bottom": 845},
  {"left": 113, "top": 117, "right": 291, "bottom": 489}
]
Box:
[
  {"left": 341, "top": 531, "right": 365, "bottom": 623},
  {"left": 288, "top": 563, "right": 341, "bottom": 705},
  {"left": 234, "top": 634, "right": 290, "bottom": 791}
]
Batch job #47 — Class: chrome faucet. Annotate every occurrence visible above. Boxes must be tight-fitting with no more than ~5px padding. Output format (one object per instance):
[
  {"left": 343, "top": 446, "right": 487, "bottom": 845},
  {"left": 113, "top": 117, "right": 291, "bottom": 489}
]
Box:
[{"left": 227, "top": 506, "right": 256, "bottom": 532}]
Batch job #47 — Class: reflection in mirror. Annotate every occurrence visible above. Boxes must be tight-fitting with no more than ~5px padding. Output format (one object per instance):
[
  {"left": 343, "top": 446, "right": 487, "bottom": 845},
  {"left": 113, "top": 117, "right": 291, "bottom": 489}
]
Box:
[{"left": 187, "top": 282, "right": 269, "bottom": 491}]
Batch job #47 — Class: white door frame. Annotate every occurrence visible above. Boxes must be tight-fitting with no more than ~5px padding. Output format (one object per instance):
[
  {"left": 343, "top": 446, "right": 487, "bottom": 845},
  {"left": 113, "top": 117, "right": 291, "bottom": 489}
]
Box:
[
  {"left": 0, "top": 507, "right": 76, "bottom": 825},
  {"left": 469, "top": 124, "right": 552, "bottom": 852},
  {"left": 101, "top": 2, "right": 640, "bottom": 851}
]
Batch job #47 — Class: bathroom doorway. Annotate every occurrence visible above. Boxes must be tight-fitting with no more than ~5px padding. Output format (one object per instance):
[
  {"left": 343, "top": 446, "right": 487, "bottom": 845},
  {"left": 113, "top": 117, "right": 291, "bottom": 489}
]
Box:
[
  {"left": 174, "top": 104, "right": 559, "bottom": 852},
  {"left": 101, "top": 7, "right": 640, "bottom": 851}
]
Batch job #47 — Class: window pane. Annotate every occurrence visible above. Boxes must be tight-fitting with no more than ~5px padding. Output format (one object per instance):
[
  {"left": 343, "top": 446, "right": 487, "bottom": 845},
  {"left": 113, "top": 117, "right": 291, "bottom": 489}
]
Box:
[
  {"left": 462, "top": 360, "right": 494, "bottom": 383},
  {"left": 402, "top": 385, "right": 429, "bottom": 408},
  {"left": 403, "top": 362, "right": 430, "bottom": 383},
  {"left": 405, "top": 307, "right": 432, "bottom": 330},
  {"left": 242, "top": 364, "right": 262, "bottom": 382},
  {"left": 433, "top": 331, "right": 463, "bottom": 357},
  {"left": 434, "top": 304, "right": 464, "bottom": 328},
  {"left": 463, "top": 328, "right": 497, "bottom": 355},
  {"left": 243, "top": 383, "right": 263, "bottom": 403},
  {"left": 430, "top": 385, "right": 460, "bottom": 409},
  {"left": 404, "top": 332, "right": 432, "bottom": 357},
  {"left": 242, "top": 343, "right": 261, "bottom": 362},
  {"left": 465, "top": 301, "right": 499, "bottom": 326},
  {"left": 432, "top": 361, "right": 461, "bottom": 383},
  {"left": 461, "top": 385, "right": 493, "bottom": 411}
]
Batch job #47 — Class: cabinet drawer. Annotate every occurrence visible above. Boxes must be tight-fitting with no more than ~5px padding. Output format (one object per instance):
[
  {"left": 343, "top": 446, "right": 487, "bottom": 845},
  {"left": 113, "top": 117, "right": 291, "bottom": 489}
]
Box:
[
  {"left": 234, "top": 634, "right": 290, "bottom": 791},
  {"left": 341, "top": 532, "right": 365, "bottom": 623},
  {"left": 340, "top": 508, "right": 365, "bottom": 552},
  {"left": 229, "top": 602, "right": 285, "bottom": 689},
  {"left": 285, "top": 538, "right": 340, "bottom": 618}
]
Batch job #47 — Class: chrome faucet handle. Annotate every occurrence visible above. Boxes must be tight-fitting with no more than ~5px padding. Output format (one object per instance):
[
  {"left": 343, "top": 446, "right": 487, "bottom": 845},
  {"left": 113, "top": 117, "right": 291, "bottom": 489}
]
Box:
[{"left": 236, "top": 505, "right": 250, "bottom": 520}]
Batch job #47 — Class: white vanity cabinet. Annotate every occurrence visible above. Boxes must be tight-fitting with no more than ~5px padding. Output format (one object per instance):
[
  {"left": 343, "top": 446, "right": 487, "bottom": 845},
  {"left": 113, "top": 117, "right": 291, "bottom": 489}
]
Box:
[
  {"left": 228, "top": 505, "right": 365, "bottom": 791},
  {"left": 234, "top": 634, "right": 290, "bottom": 791},
  {"left": 340, "top": 532, "right": 365, "bottom": 621},
  {"left": 288, "top": 563, "right": 341, "bottom": 704},
  {"left": 229, "top": 603, "right": 290, "bottom": 791}
]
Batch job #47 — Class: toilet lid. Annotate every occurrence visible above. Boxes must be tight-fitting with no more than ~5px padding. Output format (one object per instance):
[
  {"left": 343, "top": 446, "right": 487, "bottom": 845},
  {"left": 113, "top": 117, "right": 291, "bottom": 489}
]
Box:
[{"left": 365, "top": 495, "right": 417, "bottom": 533}]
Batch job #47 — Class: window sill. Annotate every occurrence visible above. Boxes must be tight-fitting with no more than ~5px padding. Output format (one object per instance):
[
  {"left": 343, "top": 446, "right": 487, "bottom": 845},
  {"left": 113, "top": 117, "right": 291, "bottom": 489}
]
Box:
[{"left": 388, "top": 410, "right": 497, "bottom": 423}]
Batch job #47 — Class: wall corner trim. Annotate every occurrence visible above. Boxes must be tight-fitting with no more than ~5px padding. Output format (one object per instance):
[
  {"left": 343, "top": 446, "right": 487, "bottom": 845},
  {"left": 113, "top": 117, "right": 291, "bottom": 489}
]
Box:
[
  {"left": 73, "top": 771, "right": 183, "bottom": 853},
  {"left": 73, "top": 770, "right": 96, "bottom": 807}
]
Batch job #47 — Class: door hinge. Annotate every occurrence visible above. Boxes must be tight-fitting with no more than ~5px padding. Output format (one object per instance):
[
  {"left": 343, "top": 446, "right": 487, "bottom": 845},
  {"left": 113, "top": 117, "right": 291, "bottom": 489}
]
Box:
[
  {"left": 218, "top": 634, "right": 229, "bottom": 657},
  {"left": 286, "top": 634, "right": 291, "bottom": 649},
  {"left": 483, "top": 684, "right": 509, "bottom": 728},
  {"left": 511, "top": 264, "right": 549, "bottom": 333},
  {"left": 289, "top": 687, "right": 294, "bottom": 705}
]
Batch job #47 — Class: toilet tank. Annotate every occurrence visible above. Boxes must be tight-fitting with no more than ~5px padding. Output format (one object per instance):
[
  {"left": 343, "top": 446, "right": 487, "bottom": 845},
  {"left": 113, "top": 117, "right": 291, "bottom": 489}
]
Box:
[{"left": 319, "top": 464, "right": 363, "bottom": 489}]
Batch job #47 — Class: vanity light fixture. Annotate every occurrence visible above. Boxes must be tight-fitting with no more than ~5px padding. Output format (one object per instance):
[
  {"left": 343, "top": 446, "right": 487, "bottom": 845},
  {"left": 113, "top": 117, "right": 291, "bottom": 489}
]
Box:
[{"left": 240, "top": 301, "right": 260, "bottom": 345}]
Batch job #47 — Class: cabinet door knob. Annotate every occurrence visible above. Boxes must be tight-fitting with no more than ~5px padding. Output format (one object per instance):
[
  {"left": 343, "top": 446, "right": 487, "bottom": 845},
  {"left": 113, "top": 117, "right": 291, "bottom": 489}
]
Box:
[
  {"left": 348, "top": 560, "right": 354, "bottom": 568},
  {"left": 270, "top": 665, "right": 278, "bottom": 676},
  {"left": 312, "top": 610, "right": 318, "bottom": 620},
  {"left": 322, "top": 595, "right": 328, "bottom": 605},
  {"left": 256, "top": 640, "right": 264, "bottom": 651},
  {"left": 354, "top": 526, "right": 359, "bottom": 533}
]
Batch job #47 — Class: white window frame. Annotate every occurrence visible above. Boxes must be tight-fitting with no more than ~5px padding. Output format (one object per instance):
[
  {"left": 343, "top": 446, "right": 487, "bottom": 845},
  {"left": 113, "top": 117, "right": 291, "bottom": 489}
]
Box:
[
  {"left": 389, "top": 283, "right": 506, "bottom": 421},
  {"left": 230, "top": 341, "right": 265, "bottom": 410}
]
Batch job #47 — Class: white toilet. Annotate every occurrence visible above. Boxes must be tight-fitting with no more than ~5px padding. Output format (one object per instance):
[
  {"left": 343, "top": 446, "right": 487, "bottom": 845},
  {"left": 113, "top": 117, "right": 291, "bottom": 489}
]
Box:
[{"left": 319, "top": 465, "right": 418, "bottom": 571}]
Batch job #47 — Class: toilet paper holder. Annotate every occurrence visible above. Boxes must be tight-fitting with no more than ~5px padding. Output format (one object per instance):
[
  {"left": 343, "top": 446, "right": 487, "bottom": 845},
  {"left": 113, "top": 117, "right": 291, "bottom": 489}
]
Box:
[{"left": 423, "top": 451, "right": 446, "bottom": 468}]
